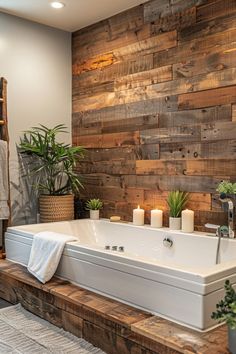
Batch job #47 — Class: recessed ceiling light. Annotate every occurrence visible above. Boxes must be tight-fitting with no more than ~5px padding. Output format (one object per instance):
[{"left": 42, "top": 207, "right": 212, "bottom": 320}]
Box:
[{"left": 50, "top": 2, "right": 65, "bottom": 9}]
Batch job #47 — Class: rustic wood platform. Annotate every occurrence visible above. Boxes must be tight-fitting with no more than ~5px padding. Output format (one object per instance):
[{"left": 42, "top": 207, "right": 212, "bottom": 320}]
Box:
[{"left": 0, "top": 260, "right": 230, "bottom": 354}]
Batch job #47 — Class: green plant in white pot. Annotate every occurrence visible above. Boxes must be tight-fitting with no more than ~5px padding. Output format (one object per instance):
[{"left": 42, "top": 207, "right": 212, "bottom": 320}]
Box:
[
  {"left": 167, "top": 191, "right": 189, "bottom": 230},
  {"left": 212, "top": 280, "right": 236, "bottom": 354},
  {"left": 18, "top": 124, "right": 85, "bottom": 223},
  {"left": 86, "top": 199, "right": 103, "bottom": 220}
]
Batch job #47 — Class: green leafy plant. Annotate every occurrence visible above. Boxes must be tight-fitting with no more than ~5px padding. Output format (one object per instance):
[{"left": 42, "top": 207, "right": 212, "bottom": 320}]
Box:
[
  {"left": 18, "top": 124, "right": 85, "bottom": 196},
  {"left": 167, "top": 190, "right": 189, "bottom": 218},
  {"left": 212, "top": 280, "right": 236, "bottom": 329},
  {"left": 86, "top": 199, "right": 103, "bottom": 210},
  {"left": 216, "top": 181, "right": 236, "bottom": 194}
]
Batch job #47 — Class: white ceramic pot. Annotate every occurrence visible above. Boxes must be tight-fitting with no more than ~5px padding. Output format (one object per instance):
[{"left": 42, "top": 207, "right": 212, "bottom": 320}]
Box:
[
  {"left": 228, "top": 327, "right": 236, "bottom": 354},
  {"left": 90, "top": 210, "right": 99, "bottom": 220},
  {"left": 169, "top": 217, "right": 181, "bottom": 230}
]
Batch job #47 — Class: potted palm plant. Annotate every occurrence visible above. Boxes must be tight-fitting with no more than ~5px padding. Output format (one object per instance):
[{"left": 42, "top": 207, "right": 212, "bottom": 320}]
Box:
[
  {"left": 212, "top": 280, "right": 236, "bottom": 354},
  {"left": 167, "top": 190, "right": 189, "bottom": 230},
  {"left": 19, "top": 124, "right": 85, "bottom": 223},
  {"left": 86, "top": 199, "right": 103, "bottom": 220}
]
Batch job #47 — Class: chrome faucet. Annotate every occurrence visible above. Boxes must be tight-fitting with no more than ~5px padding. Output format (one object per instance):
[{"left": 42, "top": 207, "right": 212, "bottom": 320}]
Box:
[
  {"left": 219, "top": 196, "right": 235, "bottom": 238},
  {"left": 205, "top": 223, "right": 229, "bottom": 264}
]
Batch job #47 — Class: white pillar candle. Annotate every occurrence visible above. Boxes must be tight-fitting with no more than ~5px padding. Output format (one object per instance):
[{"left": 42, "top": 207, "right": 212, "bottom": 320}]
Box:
[
  {"left": 133, "top": 205, "right": 144, "bottom": 226},
  {"left": 181, "top": 209, "right": 194, "bottom": 233},
  {"left": 151, "top": 209, "right": 163, "bottom": 228}
]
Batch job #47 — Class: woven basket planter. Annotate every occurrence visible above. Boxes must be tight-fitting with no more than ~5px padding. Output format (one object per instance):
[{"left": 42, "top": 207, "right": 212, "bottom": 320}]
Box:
[{"left": 39, "top": 194, "right": 74, "bottom": 223}]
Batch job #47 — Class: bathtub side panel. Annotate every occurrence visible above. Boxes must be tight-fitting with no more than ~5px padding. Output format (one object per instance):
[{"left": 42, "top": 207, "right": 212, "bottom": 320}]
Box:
[{"left": 56, "top": 254, "right": 205, "bottom": 330}]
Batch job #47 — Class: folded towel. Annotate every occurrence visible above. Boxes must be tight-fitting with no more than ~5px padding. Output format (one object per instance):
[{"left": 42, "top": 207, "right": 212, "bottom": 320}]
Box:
[
  {"left": 0, "top": 140, "right": 9, "bottom": 220},
  {"left": 27, "top": 231, "right": 77, "bottom": 283}
]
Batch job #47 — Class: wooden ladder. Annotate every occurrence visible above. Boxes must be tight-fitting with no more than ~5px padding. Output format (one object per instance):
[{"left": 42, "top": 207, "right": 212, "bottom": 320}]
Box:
[{"left": 0, "top": 77, "right": 11, "bottom": 259}]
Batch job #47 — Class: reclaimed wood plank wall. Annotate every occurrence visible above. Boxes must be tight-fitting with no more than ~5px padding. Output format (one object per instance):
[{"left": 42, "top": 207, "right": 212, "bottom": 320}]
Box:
[{"left": 72, "top": 0, "right": 236, "bottom": 230}]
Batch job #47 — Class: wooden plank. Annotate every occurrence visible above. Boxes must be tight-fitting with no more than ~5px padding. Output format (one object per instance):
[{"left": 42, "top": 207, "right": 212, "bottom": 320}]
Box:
[
  {"left": 140, "top": 126, "right": 201, "bottom": 144},
  {"left": 158, "top": 105, "right": 232, "bottom": 127},
  {"left": 101, "top": 114, "right": 159, "bottom": 134},
  {"left": 73, "top": 29, "right": 176, "bottom": 65},
  {"left": 73, "top": 82, "right": 114, "bottom": 101},
  {"left": 178, "top": 86, "right": 236, "bottom": 110},
  {"left": 143, "top": 190, "right": 211, "bottom": 211},
  {"left": 80, "top": 186, "right": 126, "bottom": 202},
  {"left": 114, "top": 65, "right": 172, "bottom": 91},
  {"left": 154, "top": 28, "right": 236, "bottom": 67},
  {"left": 81, "top": 174, "right": 122, "bottom": 188},
  {"left": 201, "top": 121, "right": 236, "bottom": 141},
  {"left": 83, "top": 145, "right": 159, "bottom": 162},
  {"left": 125, "top": 188, "right": 144, "bottom": 205},
  {"left": 73, "top": 94, "right": 178, "bottom": 114},
  {"left": 72, "top": 7, "right": 146, "bottom": 63},
  {"left": 197, "top": 0, "right": 236, "bottom": 22},
  {"left": 173, "top": 48, "right": 236, "bottom": 79},
  {"left": 78, "top": 160, "right": 136, "bottom": 175},
  {"left": 195, "top": 210, "right": 227, "bottom": 231},
  {"left": 150, "top": 7, "right": 196, "bottom": 35},
  {"left": 159, "top": 139, "right": 236, "bottom": 160},
  {"left": 83, "top": 321, "right": 164, "bottom": 354},
  {"left": 73, "top": 5, "right": 143, "bottom": 44},
  {"left": 151, "top": 67, "right": 236, "bottom": 98},
  {"left": 232, "top": 104, "right": 236, "bottom": 121},
  {"left": 72, "top": 20, "right": 109, "bottom": 50},
  {"left": 81, "top": 186, "right": 145, "bottom": 205},
  {"left": 180, "top": 12, "right": 236, "bottom": 42},
  {"left": 107, "top": 5, "right": 144, "bottom": 39},
  {"left": 160, "top": 142, "right": 201, "bottom": 160},
  {"left": 73, "top": 131, "right": 140, "bottom": 148},
  {"left": 137, "top": 144, "right": 160, "bottom": 160},
  {"left": 83, "top": 147, "right": 137, "bottom": 162},
  {"left": 73, "top": 114, "right": 159, "bottom": 136},
  {"left": 136, "top": 159, "right": 236, "bottom": 177},
  {"left": 201, "top": 140, "right": 236, "bottom": 158},
  {"left": 144, "top": 0, "right": 170, "bottom": 23},
  {"left": 73, "top": 54, "right": 154, "bottom": 90},
  {"left": 122, "top": 175, "right": 222, "bottom": 193},
  {"left": 72, "top": 53, "right": 115, "bottom": 75},
  {"left": 112, "top": 30, "right": 177, "bottom": 60},
  {"left": 131, "top": 313, "right": 228, "bottom": 354},
  {"left": 143, "top": 0, "right": 203, "bottom": 24},
  {"left": 74, "top": 68, "right": 236, "bottom": 112}
]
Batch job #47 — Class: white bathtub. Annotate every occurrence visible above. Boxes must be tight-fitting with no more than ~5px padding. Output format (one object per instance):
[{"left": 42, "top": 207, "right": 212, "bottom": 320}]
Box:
[{"left": 5, "top": 219, "right": 236, "bottom": 331}]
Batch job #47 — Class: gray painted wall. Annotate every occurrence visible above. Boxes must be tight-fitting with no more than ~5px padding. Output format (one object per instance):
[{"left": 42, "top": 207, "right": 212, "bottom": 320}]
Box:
[{"left": 0, "top": 12, "right": 71, "bottom": 225}]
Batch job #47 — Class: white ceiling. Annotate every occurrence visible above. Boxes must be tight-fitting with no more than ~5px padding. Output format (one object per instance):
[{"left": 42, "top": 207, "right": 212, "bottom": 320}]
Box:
[{"left": 0, "top": 0, "right": 148, "bottom": 32}]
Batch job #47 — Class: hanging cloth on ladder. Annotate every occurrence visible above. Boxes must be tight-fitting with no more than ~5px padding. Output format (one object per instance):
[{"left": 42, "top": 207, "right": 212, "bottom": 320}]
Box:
[{"left": 0, "top": 140, "right": 9, "bottom": 219}]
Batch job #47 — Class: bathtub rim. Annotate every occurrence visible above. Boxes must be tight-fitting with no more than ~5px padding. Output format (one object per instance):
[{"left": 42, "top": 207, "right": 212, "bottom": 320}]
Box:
[{"left": 5, "top": 226, "right": 236, "bottom": 296}]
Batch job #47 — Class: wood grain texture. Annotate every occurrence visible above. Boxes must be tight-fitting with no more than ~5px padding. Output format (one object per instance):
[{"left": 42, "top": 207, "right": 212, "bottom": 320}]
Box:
[
  {"left": 72, "top": 0, "right": 236, "bottom": 230},
  {"left": 1, "top": 260, "right": 230, "bottom": 354}
]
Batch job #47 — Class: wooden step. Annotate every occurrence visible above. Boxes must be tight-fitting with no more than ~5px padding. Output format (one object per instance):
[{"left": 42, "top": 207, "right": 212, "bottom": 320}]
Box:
[{"left": 0, "top": 259, "right": 230, "bottom": 354}]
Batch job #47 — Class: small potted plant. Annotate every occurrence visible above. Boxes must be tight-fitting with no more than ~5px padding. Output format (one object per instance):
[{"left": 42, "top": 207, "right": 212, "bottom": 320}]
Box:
[
  {"left": 86, "top": 199, "right": 103, "bottom": 220},
  {"left": 212, "top": 280, "right": 236, "bottom": 354},
  {"left": 167, "top": 190, "right": 189, "bottom": 230}
]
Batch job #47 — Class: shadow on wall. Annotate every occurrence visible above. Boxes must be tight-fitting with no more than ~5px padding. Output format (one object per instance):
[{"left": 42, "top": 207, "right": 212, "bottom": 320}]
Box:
[{"left": 10, "top": 146, "right": 38, "bottom": 226}]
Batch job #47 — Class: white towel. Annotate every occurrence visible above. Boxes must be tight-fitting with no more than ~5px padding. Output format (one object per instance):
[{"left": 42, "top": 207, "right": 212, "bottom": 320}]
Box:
[
  {"left": 0, "top": 140, "right": 9, "bottom": 220},
  {"left": 27, "top": 231, "right": 77, "bottom": 283}
]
